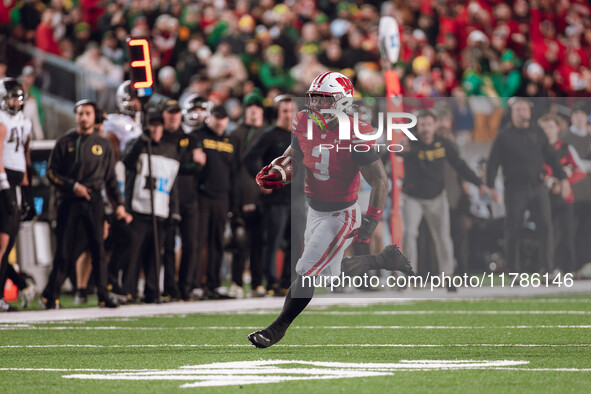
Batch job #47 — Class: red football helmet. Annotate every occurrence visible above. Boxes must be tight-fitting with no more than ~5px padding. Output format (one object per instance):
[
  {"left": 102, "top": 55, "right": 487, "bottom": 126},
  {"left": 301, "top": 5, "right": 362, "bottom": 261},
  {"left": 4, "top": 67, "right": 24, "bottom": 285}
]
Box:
[{"left": 305, "top": 72, "right": 354, "bottom": 118}]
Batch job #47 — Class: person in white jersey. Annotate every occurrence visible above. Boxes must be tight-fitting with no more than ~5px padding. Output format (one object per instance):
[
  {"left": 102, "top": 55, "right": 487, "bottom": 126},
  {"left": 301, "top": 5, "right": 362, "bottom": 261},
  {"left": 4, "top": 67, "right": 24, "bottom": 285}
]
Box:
[{"left": 0, "top": 77, "right": 32, "bottom": 312}]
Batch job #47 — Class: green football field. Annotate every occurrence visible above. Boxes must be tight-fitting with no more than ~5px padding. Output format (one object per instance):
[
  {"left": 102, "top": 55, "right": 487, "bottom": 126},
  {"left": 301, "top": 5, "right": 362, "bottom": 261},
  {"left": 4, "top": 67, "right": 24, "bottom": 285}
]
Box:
[{"left": 1, "top": 294, "right": 590, "bottom": 393}]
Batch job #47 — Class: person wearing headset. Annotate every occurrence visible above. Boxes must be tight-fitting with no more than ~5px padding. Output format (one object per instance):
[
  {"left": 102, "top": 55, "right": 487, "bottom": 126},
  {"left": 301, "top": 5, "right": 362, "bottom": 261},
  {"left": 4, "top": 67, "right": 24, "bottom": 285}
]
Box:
[{"left": 40, "top": 99, "right": 132, "bottom": 309}]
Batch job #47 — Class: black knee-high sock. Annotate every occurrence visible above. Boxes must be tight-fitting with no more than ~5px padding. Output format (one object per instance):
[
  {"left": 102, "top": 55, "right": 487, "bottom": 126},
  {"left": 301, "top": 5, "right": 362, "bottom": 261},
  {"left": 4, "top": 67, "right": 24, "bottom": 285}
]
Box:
[
  {"left": 0, "top": 256, "right": 8, "bottom": 297},
  {"left": 0, "top": 235, "right": 15, "bottom": 296},
  {"left": 6, "top": 263, "right": 26, "bottom": 290},
  {"left": 268, "top": 275, "right": 315, "bottom": 332}
]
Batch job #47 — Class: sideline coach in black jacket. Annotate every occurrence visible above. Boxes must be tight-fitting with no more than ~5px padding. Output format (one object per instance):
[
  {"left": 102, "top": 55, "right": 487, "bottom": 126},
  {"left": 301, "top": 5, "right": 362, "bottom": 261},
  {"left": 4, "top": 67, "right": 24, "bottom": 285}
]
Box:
[
  {"left": 195, "top": 105, "right": 239, "bottom": 297},
  {"left": 42, "top": 100, "right": 132, "bottom": 309},
  {"left": 487, "top": 98, "right": 570, "bottom": 273},
  {"left": 243, "top": 95, "right": 296, "bottom": 294}
]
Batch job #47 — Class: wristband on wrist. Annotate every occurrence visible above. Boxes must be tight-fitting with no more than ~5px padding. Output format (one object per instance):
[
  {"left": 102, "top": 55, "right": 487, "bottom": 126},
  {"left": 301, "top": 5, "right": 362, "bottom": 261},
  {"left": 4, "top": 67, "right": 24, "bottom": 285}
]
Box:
[
  {"left": 0, "top": 172, "right": 9, "bottom": 190},
  {"left": 366, "top": 206, "right": 383, "bottom": 220}
]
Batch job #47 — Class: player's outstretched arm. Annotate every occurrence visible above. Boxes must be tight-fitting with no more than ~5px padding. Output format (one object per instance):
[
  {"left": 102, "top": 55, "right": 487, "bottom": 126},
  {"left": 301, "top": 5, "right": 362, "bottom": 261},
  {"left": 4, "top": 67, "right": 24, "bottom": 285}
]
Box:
[
  {"left": 359, "top": 159, "right": 389, "bottom": 212},
  {"left": 283, "top": 144, "right": 305, "bottom": 175}
]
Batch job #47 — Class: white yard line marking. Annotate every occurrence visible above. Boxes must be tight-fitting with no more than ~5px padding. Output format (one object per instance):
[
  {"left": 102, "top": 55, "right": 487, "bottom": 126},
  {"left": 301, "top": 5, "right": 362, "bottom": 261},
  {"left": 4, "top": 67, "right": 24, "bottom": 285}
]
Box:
[
  {"left": 4, "top": 360, "right": 590, "bottom": 390},
  {"left": 56, "top": 360, "right": 590, "bottom": 388},
  {"left": 1, "top": 325, "right": 591, "bottom": 330},
  {"left": 302, "top": 310, "right": 591, "bottom": 315},
  {"left": 64, "top": 360, "right": 528, "bottom": 387},
  {"left": 2, "top": 344, "right": 591, "bottom": 349}
]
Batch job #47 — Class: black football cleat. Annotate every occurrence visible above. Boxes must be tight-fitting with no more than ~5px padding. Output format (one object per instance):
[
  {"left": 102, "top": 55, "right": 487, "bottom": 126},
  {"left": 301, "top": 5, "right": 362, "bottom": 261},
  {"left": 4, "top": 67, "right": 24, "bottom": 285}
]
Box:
[
  {"left": 98, "top": 297, "right": 119, "bottom": 308},
  {"left": 247, "top": 327, "right": 285, "bottom": 349},
  {"left": 378, "top": 244, "right": 415, "bottom": 276},
  {"left": 39, "top": 296, "right": 60, "bottom": 310},
  {"left": 109, "top": 291, "right": 128, "bottom": 305}
]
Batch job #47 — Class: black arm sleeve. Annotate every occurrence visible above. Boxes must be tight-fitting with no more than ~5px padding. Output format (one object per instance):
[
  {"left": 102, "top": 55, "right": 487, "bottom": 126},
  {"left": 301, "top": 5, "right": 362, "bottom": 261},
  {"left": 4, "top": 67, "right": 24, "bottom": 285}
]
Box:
[
  {"left": 243, "top": 132, "right": 270, "bottom": 178},
  {"left": 179, "top": 135, "right": 202, "bottom": 175},
  {"left": 352, "top": 145, "right": 380, "bottom": 167},
  {"left": 122, "top": 137, "right": 146, "bottom": 169},
  {"left": 47, "top": 138, "right": 76, "bottom": 190},
  {"left": 444, "top": 139, "right": 482, "bottom": 186}
]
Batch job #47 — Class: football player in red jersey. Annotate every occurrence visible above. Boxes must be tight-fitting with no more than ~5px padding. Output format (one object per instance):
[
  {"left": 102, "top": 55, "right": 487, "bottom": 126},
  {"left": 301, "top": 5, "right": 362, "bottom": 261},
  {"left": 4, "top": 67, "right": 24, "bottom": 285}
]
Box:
[{"left": 248, "top": 72, "right": 414, "bottom": 348}]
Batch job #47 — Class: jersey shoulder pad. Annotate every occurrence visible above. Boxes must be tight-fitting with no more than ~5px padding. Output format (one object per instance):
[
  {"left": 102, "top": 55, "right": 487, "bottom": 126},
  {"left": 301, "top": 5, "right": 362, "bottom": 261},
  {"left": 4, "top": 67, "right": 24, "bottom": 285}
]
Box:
[
  {"left": 293, "top": 110, "right": 315, "bottom": 135},
  {"left": 106, "top": 113, "right": 128, "bottom": 120},
  {"left": 0, "top": 110, "right": 11, "bottom": 125},
  {"left": 105, "top": 113, "right": 133, "bottom": 126},
  {"left": 102, "top": 114, "right": 117, "bottom": 129}
]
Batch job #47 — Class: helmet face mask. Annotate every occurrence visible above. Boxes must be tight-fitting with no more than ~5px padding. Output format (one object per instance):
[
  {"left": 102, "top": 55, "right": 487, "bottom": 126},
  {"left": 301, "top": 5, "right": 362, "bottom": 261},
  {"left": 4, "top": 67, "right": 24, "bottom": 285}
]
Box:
[
  {"left": 0, "top": 78, "right": 25, "bottom": 115},
  {"left": 305, "top": 72, "right": 354, "bottom": 120},
  {"left": 183, "top": 108, "right": 208, "bottom": 127},
  {"left": 182, "top": 94, "right": 210, "bottom": 128},
  {"left": 305, "top": 93, "right": 336, "bottom": 110},
  {"left": 119, "top": 97, "right": 141, "bottom": 116},
  {"left": 116, "top": 80, "right": 140, "bottom": 116}
]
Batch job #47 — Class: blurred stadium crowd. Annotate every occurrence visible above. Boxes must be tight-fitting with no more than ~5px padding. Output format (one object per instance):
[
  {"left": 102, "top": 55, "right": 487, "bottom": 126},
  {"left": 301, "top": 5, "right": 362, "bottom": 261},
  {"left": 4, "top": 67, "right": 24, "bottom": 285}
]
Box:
[
  {"left": 2, "top": 0, "right": 591, "bottom": 116},
  {"left": 2, "top": 0, "right": 591, "bottom": 310}
]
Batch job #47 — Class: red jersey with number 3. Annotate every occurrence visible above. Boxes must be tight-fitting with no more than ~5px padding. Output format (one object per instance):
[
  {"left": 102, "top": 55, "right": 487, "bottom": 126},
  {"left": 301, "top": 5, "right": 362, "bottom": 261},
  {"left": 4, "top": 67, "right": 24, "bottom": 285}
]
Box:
[{"left": 292, "top": 111, "right": 375, "bottom": 203}]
